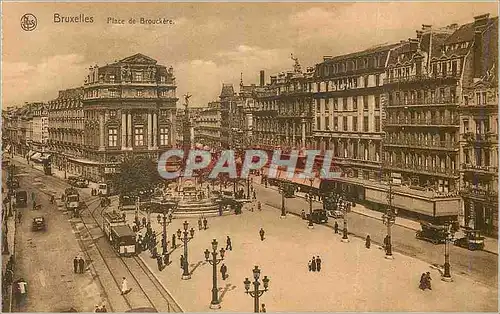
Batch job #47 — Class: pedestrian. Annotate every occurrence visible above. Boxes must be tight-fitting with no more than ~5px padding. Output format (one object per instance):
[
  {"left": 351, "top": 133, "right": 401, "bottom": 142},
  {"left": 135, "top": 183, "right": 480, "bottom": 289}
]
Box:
[
  {"left": 73, "top": 257, "right": 79, "bottom": 273},
  {"left": 78, "top": 257, "right": 85, "bottom": 273},
  {"left": 203, "top": 217, "right": 208, "bottom": 230},
  {"left": 171, "top": 233, "right": 176, "bottom": 248},
  {"left": 220, "top": 263, "right": 228, "bottom": 280},
  {"left": 121, "top": 277, "right": 130, "bottom": 295},
  {"left": 365, "top": 235, "right": 371, "bottom": 249},
  {"left": 142, "top": 217, "right": 147, "bottom": 228},
  {"left": 334, "top": 221, "right": 339, "bottom": 234},
  {"left": 226, "top": 236, "right": 232, "bottom": 251},
  {"left": 198, "top": 217, "right": 202, "bottom": 230},
  {"left": 259, "top": 228, "right": 265, "bottom": 241},
  {"left": 308, "top": 260, "right": 312, "bottom": 272},
  {"left": 156, "top": 255, "right": 163, "bottom": 271},
  {"left": 316, "top": 256, "right": 322, "bottom": 272},
  {"left": 419, "top": 273, "right": 426, "bottom": 290},
  {"left": 253, "top": 191, "right": 256, "bottom": 199},
  {"left": 180, "top": 255, "right": 184, "bottom": 269},
  {"left": 425, "top": 272, "right": 432, "bottom": 290},
  {"left": 261, "top": 304, "right": 266, "bottom": 313},
  {"left": 17, "top": 278, "right": 27, "bottom": 306},
  {"left": 311, "top": 256, "right": 317, "bottom": 272}
]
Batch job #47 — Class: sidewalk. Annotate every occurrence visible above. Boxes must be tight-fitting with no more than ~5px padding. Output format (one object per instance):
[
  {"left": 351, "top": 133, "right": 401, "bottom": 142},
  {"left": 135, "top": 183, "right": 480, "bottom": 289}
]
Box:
[
  {"left": 125, "top": 206, "right": 497, "bottom": 312},
  {"left": 2, "top": 195, "right": 17, "bottom": 312},
  {"left": 262, "top": 183, "right": 499, "bottom": 255}
]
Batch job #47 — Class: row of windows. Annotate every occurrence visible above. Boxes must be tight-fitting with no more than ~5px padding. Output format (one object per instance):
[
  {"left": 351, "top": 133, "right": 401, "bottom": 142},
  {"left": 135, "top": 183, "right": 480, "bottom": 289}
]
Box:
[
  {"left": 88, "top": 72, "right": 167, "bottom": 84},
  {"left": 316, "top": 116, "right": 380, "bottom": 132},
  {"left": 318, "top": 55, "right": 385, "bottom": 76},
  {"left": 107, "top": 127, "right": 170, "bottom": 147},
  {"left": 316, "top": 95, "right": 381, "bottom": 112},
  {"left": 315, "top": 74, "right": 382, "bottom": 92},
  {"left": 85, "top": 89, "right": 171, "bottom": 98}
]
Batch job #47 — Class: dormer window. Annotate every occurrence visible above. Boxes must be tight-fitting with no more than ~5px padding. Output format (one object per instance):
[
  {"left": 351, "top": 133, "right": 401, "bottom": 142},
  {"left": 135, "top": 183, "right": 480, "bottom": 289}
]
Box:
[
  {"left": 160, "top": 76, "right": 166, "bottom": 83},
  {"left": 109, "top": 75, "right": 115, "bottom": 83}
]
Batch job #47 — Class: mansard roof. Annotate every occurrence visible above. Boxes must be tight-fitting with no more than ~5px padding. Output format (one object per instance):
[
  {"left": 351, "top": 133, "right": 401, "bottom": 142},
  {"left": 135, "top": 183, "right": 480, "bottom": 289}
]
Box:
[
  {"left": 220, "top": 84, "right": 235, "bottom": 98},
  {"left": 323, "top": 42, "right": 400, "bottom": 63}
]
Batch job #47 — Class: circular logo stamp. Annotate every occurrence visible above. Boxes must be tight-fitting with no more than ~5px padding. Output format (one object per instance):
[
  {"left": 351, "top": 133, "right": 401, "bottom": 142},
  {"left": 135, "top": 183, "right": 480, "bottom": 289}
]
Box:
[{"left": 20, "top": 13, "right": 37, "bottom": 31}]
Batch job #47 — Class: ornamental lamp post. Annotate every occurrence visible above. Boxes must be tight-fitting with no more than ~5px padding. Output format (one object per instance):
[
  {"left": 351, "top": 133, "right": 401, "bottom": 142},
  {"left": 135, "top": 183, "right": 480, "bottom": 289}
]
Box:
[
  {"left": 341, "top": 198, "right": 350, "bottom": 243},
  {"left": 307, "top": 177, "right": 314, "bottom": 229},
  {"left": 204, "top": 239, "right": 225, "bottom": 309},
  {"left": 382, "top": 182, "right": 396, "bottom": 259},
  {"left": 177, "top": 221, "right": 195, "bottom": 280},
  {"left": 243, "top": 266, "right": 270, "bottom": 313},
  {"left": 161, "top": 208, "right": 173, "bottom": 255},
  {"left": 279, "top": 182, "right": 286, "bottom": 219},
  {"left": 442, "top": 223, "right": 453, "bottom": 282}
]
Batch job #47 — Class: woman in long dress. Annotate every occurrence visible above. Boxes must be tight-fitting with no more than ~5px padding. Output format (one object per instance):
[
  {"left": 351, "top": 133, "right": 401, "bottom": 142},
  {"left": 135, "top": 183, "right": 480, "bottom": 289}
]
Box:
[{"left": 121, "top": 277, "right": 128, "bottom": 295}]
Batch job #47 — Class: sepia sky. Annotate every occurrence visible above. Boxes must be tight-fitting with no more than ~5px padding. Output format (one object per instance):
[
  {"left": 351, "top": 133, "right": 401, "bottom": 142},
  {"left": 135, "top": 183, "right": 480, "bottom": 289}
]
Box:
[{"left": 2, "top": 1, "right": 498, "bottom": 108}]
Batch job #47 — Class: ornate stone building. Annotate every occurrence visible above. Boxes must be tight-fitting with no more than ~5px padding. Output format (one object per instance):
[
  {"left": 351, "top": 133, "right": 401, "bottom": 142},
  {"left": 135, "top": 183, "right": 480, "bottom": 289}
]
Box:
[
  {"left": 48, "top": 87, "right": 85, "bottom": 173},
  {"left": 458, "top": 14, "right": 498, "bottom": 235},
  {"left": 195, "top": 101, "right": 222, "bottom": 148},
  {"left": 312, "top": 44, "right": 400, "bottom": 197},
  {"left": 80, "top": 53, "right": 178, "bottom": 182},
  {"left": 252, "top": 57, "right": 315, "bottom": 151}
]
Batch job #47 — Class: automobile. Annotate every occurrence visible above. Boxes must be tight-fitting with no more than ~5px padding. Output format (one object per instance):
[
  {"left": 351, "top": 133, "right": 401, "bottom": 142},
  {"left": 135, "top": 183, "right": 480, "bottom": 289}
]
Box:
[
  {"left": 307, "top": 209, "right": 328, "bottom": 224},
  {"left": 415, "top": 221, "right": 450, "bottom": 244},
  {"left": 67, "top": 176, "right": 79, "bottom": 186},
  {"left": 15, "top": 190, "right": 28, "bottom": 207},
  {"left": 32, "top": 216, "right": 46, "bottom": 231},
  {"left": 454, "top": 229, "right": 485, "bottom": 251},
  {"left": 74, "top": 179, "right": 88, "bottom": 188},
  {"left": 327, "top": 210, "right": 344, "bottom": 219}
]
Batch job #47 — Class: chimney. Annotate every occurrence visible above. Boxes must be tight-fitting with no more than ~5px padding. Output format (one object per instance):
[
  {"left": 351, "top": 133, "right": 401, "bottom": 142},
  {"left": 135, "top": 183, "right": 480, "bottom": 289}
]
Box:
[
  {"left": 473, "top": 30, "right": 483, "bottom": 79},
  {"left": 474, "top": 13, "right": 490, "bottom": 32},
  {"left": 260, "top": 70, "right": 265, "bottom": 87},
  {"left": 422, "top": 24, "right": 432, "bottom": 32},
  {"left": 323, "top": 55, "right": 333, "bottom": 62}
]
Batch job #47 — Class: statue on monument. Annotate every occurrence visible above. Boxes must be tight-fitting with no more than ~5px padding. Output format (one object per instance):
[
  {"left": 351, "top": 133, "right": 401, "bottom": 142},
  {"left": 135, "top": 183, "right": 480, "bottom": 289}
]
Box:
[{"left": 291, "top": 53, "right": 302, "bottom": 73}]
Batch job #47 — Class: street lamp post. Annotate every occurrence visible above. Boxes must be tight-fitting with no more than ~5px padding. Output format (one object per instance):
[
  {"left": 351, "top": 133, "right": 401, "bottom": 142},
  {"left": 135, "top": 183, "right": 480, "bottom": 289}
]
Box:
[
  {"left": 204, "top": 239, "right": 225, "bottom": 309},
  {"left": 442, "top": 223, "right": 453, "bottom": 282},
  {"left": 243, "top": 266, "right": 270, "bottom": 313},
  {"left": 382, "top": 182, "right": 396, "bottom": 259},
  {"left": 177, "top": 221, "right": 195, "bottom": 280},
  {"left": 247, "top": 177, "right": 251, "bottom": 200},
  {"left": 341, "top": 198, "right": 350, "bottom": 242},
  {"left": 279, "top": 183, "right": 286, "bottom": 219},
  {"left": 307, "top": 177, "right": 314, "bottom": 229},
  {"left": 135, "top": 196, "right": 140, "bottom": 222},
  {"left": 161, "top": 210, "right": 173, "bottom": 255}
]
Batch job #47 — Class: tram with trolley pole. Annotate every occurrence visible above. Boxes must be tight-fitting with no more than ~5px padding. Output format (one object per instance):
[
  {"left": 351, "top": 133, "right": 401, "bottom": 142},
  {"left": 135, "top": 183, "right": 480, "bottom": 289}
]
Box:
[{"left": 102, "top": 211, "right": 137, "bottom": 256}]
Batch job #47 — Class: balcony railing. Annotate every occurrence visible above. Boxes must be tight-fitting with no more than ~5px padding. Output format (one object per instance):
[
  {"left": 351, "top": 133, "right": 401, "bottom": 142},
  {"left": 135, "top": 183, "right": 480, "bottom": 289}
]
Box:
[
  {"left": 461, "top": 163, "right": 498, "bottom": 174},
  {"left": 386, "top": 117, "right": 459, "bottom": 126},
  {"left": 387, "top": 97, "right": 458, "bottom": 107},
  {"left": 385, "top": 162, "right": 459, "bottom": 176},
  {"left": 463, "top": 132, "right": 498, "bottom": 143},
  {"left": 384, "top": 139, "right": 459, "bottom": 150},
  {"left": 460, "top": 186, "right": 498, "bottom": 199},
  {"left": 384, "top": 72, "right": 460, "bottom": 84}
]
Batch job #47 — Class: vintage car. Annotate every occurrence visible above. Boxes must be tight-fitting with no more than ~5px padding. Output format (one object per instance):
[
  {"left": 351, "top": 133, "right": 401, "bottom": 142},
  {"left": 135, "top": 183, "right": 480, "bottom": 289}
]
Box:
[
  {"left": 415, "top": 221, "right": 451, "bottom": 244},
  {"left": 74, "top": 178, "right": 88, "bottom": 188},
  {"left": 32, "top": 216, "right": 46, "bottom": 231},
  {"left": 454, "top": 229, "right": 485, "bottom": 251},
  {"left": 327, "top": 210, "right": 344, "bottom": 219},
  {"left": 307, "top": 209, "right": 328, "bottom": 224}
]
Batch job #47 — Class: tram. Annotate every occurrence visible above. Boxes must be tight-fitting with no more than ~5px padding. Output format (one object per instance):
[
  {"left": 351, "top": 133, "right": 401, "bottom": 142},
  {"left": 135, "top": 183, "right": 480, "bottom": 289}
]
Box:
[{"left": 102, "top": 211, "right": 136, "bottom": 256}]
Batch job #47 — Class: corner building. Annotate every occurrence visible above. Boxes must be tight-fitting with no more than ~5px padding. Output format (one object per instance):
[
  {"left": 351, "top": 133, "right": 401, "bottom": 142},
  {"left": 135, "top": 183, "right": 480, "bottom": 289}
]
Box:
[{"left": 81, "top": 53, "right": 178, "bottom": 182}]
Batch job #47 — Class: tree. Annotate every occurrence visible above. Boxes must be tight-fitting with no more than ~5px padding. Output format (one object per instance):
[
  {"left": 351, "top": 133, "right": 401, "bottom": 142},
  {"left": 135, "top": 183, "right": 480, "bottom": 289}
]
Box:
[{"left": 113, "top": 155, "right": 162, "bottom": 197}]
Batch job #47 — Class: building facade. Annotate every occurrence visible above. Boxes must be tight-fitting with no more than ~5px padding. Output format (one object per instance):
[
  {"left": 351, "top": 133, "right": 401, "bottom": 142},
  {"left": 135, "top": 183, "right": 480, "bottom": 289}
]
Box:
[
  {"left": 312, "top": 44, "right": 399, "bottom": 191},
  {"left": 48, "top": 87, "right": 85, "bottom": 174},
  {"left": 31, "top": 103, "right": 49, "bottom": 153},
  {"left": 80, "top": 53, "right": 178, "bottom": 182},
  {"left": 458, "top": 14, "right": 498, "bottom": 235},
  {"left": 252, "top": 58, "right": 315, "bottom": 151},
  {"left": 195, "top": 101, "right": 222, "bottom": 148}
]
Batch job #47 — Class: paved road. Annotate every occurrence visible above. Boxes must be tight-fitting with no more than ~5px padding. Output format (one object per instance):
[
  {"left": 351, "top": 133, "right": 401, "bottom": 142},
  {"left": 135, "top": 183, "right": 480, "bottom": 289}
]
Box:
[
  {"left": 11, "top": 161, "right": 105, "bottom": 312},
  {"left": 254, "top": 183, "right": 498, "bottom": 288}
]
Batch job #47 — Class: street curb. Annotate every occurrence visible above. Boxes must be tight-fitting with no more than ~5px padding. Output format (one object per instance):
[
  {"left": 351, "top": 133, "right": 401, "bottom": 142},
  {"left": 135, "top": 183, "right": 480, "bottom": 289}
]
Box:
[
  {"left": 260, "top": 183, "right": 499, "bottom": 256},
  {"left": 136, "top": 254, "right": 185, "bottom": 313}
]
